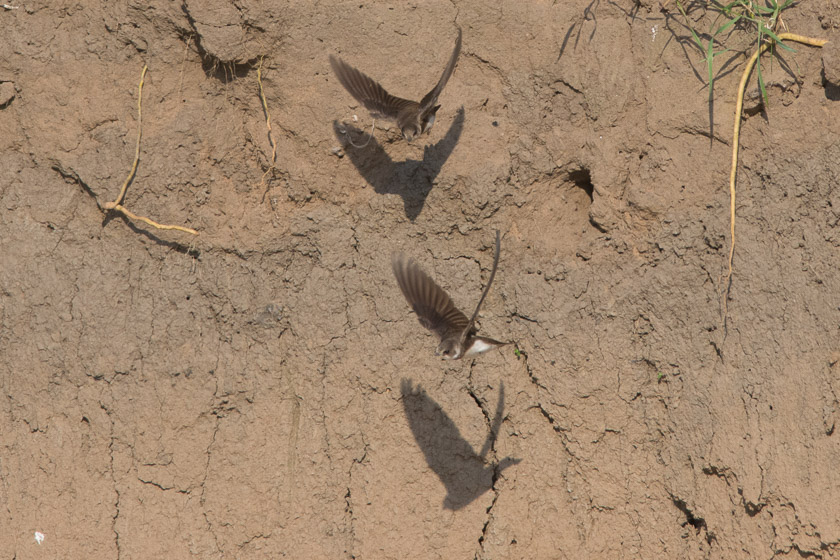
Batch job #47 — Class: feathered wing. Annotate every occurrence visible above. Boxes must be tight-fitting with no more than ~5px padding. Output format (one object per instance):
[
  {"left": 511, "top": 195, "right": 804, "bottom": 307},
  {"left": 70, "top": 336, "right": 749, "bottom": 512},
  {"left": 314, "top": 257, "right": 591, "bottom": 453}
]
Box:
[
  {"left": 392, "top": 254, "right": 470, "bottom": 343},
  {"left": 459, "top": 230, "right": 501, "bottom": 348},
  {"left": 418, "top": 27, "right": 462, "bottom": 116},
  {"left": 330, "top": 55, "right": 419, "bottom": 121}
]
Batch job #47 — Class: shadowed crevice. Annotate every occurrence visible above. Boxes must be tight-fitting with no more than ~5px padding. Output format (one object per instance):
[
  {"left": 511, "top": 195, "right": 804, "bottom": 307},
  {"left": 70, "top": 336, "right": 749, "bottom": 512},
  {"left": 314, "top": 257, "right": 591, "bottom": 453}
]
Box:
[
  {"left": 567, "top": 168, "right": 593, "bottom": 201},
  {"left": 672, "top": 495, "right": 714, "bottom": 545}
]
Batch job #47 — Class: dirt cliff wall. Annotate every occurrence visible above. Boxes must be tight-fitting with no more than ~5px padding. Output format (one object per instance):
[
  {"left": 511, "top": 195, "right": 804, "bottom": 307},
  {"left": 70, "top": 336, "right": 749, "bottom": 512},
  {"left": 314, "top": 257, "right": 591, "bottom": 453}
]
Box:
[{"left": 1, "top": 1, "right": 839, "bottom": 558}]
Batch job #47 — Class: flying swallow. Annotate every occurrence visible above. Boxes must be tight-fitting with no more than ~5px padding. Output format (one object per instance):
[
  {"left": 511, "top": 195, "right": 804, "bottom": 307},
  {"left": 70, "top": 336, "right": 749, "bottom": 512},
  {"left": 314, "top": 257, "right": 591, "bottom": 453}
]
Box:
[
  {"left": 392, "top": 230, "right": 507, "bottom": 359},
  {"left": 330, "top": 27, "right": 462, "bottom": 142}
]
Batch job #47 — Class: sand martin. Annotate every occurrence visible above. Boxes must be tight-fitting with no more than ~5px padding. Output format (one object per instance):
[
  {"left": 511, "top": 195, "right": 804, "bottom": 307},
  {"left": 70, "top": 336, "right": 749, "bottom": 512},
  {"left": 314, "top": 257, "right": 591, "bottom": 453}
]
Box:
[
  {"left": 392, "top": 230, "right": 507, "bottom": 359},
  {"left": 330, "top": 27, "right": 462, "bottom": 141}
]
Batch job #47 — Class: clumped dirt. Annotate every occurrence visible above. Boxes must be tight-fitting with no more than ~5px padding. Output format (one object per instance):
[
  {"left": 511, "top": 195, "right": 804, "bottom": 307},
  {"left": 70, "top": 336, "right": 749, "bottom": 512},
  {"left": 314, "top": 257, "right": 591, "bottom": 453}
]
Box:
[{"left": 2, "top": 1, "right": 840, "bottom": 558}]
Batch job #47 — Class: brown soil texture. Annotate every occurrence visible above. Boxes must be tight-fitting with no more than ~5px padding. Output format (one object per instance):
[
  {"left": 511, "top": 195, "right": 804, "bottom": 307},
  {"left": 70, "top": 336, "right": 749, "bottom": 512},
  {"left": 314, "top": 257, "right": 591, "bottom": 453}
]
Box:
[{"left": 3, "top": 1, "right": 840, "bottom": 558}]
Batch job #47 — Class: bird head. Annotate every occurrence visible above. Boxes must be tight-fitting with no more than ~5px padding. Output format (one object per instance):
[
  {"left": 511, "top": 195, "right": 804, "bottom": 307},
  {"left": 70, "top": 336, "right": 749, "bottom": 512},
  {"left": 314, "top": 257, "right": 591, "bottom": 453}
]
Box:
[
  {"left": 435, "top": 339, "right": 462, "bottom": 360},
  {"left": 401, "top": 123, "right": 421, "bottom": 142}
]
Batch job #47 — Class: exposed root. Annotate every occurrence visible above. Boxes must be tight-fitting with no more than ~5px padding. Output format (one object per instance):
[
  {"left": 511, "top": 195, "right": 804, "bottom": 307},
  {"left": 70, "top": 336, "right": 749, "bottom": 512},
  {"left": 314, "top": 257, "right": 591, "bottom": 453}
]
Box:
[
  {"left": 722, "top": 32, "right": 827, "bottom": 324},
  {"left": 103, "top": 65, "right": 198, "bottom": 236},
  {"left": 257, "top": 56, "right": 278, "bottom": 203},
  {"left": 107, "top": 203, "right": 198, "bottom": 235},
  {"left": 109, "top": 65, "right": 146, "bottom": 210}
]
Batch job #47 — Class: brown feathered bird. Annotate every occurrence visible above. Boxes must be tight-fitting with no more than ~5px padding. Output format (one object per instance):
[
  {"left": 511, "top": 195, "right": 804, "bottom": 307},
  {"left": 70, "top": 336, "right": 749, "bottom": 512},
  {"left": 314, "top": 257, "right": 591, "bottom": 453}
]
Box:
[
  {"left": 330, "top": 27, "right": 462, "bottom": 141},
  {"left": 392, "top": 231, "right": 507, "bottom": 359}
]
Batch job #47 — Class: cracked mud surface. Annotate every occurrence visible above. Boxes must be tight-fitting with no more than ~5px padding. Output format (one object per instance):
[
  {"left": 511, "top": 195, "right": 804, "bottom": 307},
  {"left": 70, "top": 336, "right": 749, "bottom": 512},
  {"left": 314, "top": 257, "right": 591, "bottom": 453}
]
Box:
[{"left": 2, "top": 1, "right": 840, "bottom": 558}]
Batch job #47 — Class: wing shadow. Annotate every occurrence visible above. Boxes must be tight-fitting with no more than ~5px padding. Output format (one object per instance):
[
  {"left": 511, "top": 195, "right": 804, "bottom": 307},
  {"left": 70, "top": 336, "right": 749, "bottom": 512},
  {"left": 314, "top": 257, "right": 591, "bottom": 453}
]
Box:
[
  {"left": 332, "top": 106, "right": 464, "bottom": 221},
  {"left": 400, "top": 378, "right": 520, "bottom": 510}
]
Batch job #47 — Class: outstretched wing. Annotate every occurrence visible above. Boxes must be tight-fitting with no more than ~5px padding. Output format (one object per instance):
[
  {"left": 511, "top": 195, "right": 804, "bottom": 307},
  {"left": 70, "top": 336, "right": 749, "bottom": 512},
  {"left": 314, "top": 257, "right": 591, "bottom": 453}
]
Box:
[
  {"left": 392, "top": 253, "right": 469, "bottom": 342},
  {"left": 330, "top": 55, "right": 419, "bottom": 120},
  {"left": 418, "top": 27, "right": 462, "bottom": 116},
  {"left": 460, "top": 230, "right": 501, "bottom": 347}
]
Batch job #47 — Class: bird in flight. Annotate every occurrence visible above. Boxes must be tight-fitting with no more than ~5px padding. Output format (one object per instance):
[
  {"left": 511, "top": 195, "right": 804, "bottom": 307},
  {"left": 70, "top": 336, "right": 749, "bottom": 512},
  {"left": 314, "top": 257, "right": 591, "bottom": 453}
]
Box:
[
  {"left": 392, "top": 230, "right": 507, "bottom": 359},
  {"left": 330, "top": 27, "right": 462, "bottom": 142}
]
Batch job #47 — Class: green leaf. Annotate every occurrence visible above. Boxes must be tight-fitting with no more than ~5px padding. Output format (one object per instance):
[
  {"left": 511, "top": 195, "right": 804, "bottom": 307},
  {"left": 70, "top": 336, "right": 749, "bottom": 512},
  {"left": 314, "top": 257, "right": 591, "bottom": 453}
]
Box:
[
  {"left": 715, "top": 14, "right": 741, "bottom": 36},
  {"left": 763, "top": 28, "right": 797, "bottom": 52},
  {"left": 706, "top": 40, "right": 715, "bottom": 101},
  {"left": 756, "top": 55, "right": 768, "bottom": 105}
]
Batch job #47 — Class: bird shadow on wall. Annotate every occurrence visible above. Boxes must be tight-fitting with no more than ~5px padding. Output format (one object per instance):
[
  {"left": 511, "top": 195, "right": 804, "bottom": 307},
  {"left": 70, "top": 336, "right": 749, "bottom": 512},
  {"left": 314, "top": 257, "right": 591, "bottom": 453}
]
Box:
[
  {"left": 332, "top": 106, "right": 464, "bottom": 221},
  {"left": 400, "top": 378, "right": 520, "bottom": 510}
]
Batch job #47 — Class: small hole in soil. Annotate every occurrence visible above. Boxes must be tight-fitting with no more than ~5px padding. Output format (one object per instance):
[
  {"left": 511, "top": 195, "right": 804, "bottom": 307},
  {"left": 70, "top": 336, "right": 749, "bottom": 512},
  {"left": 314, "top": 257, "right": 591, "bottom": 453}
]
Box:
[
  {"left": 567, "top": 168, "right": 593, "bottom": 201},
  {"left": 673, "top": 497, "right": 707, "bottom": 533}
]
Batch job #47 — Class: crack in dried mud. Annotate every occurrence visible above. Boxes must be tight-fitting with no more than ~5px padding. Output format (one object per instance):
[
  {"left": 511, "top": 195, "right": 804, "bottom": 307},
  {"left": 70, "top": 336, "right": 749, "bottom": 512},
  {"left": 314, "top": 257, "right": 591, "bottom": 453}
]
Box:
[
  {"left": 466, "top": 364, "right": 505, "bottom": 559},
  {"left": 200, "top": 413, "right": 222, "bottom": 555},
  {"left": 101, "top": 401, "right": 122, "bottom": 558}
]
